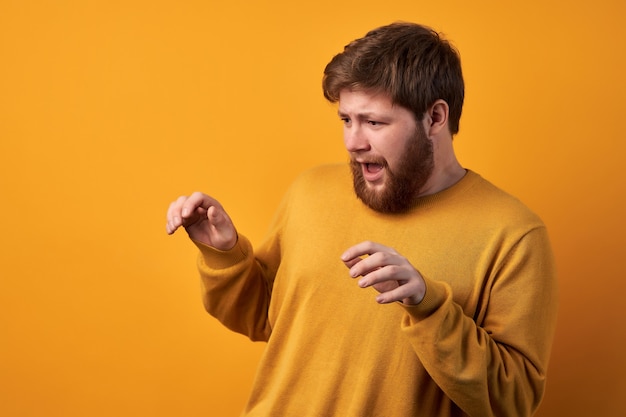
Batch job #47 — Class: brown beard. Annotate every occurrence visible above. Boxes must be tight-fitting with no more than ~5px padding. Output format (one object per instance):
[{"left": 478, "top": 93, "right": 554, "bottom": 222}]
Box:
[{"left": 350, "top": 123, "right": 434, "bottom": 214}]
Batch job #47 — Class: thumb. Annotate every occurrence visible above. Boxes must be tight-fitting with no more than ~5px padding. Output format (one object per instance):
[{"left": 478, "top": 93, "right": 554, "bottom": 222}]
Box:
[
  {"left": 207, "top": 205, "right": 237, "bottom": 249},
  {"left": 207, "top": 205, "right": 228, "bottom": 227}
]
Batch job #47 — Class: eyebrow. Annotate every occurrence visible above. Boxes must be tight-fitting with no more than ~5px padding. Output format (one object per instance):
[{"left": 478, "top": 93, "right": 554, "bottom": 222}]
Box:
[
  {"left": 338, "top": 110, "right": 392, "bottom": 123},
  {"left": 337, "top": 110, "right": 379, "bottom": 119}
]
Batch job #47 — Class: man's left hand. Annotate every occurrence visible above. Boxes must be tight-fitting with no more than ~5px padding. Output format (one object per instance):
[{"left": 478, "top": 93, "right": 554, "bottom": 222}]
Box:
[{"left": 341, "top": 241, "right": 426, "bottom": 305}]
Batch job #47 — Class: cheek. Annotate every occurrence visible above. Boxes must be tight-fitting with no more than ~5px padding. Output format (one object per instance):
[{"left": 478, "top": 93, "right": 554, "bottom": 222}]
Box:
[{"left": 375, "top": 135, "right": 410, "bottom": 165}]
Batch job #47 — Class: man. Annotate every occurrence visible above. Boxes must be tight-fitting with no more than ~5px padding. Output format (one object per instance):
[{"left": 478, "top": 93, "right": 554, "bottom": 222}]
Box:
[{"left": 166, "top": 22, "right": 558, "bottom": 416}]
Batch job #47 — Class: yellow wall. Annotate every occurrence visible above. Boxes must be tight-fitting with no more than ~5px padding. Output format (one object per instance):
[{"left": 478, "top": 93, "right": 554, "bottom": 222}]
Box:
[{"left": 1, "top": 1, "right": 625, "bottom": 416}]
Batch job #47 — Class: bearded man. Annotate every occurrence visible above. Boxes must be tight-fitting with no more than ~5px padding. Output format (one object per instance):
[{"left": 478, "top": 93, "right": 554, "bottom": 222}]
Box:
[{"left": 166, "top": 22, "right": 558, "bottom": 417}]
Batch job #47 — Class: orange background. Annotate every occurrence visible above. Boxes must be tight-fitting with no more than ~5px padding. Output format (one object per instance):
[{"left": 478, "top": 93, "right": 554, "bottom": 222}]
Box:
[{"left": 1, "top": 1, "right": 625, "bottom": 416}]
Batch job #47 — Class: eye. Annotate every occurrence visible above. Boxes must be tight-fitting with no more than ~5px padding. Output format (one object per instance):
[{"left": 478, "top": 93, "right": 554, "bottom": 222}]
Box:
[
  {"left": 340, "top": 117, "right": 351, "bottom": 125},
  {"left": 368, "top": 120, "right": 381, "bottom": 126}
]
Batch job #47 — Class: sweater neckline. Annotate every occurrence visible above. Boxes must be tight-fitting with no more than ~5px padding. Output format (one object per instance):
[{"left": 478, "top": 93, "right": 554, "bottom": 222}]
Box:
[{"left": 405, "top": 169, "right": 479, "bottom": 212}]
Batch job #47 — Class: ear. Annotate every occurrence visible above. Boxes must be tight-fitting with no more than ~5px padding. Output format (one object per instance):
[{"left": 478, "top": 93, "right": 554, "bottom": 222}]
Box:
[{"left": 424, "top": 99, "right": 449, "bottom": 137}]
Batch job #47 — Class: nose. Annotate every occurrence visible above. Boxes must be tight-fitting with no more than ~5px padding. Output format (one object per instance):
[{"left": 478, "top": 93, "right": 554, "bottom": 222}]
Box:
[{"left": 344, "top": 124, "right": 370, "bottom": 153}]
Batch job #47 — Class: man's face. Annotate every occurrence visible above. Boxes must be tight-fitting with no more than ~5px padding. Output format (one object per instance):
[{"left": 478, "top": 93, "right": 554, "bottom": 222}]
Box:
[{"left": 338, "top": 89, "right": 434, "bottom": 213}]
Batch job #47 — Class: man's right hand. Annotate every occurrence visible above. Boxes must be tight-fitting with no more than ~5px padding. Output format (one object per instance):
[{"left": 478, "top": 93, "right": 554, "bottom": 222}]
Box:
[{"left": 166, "top": 192, "right": 237, "bottom": 251}]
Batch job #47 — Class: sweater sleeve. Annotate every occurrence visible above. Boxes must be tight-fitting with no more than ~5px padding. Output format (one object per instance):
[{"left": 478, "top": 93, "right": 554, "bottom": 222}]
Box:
[
  {"left": 195, "top": 236, "right": 273, "bottom": 342},
  {"left": 401, "top": 226, "right": 559, "bottom": 417},
  {"left": 194, "top": 184, "right": 292, "bottom": 343}
]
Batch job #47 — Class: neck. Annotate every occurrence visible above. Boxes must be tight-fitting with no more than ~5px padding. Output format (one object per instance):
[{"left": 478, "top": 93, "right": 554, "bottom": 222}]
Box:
[{"left": 418, "top": 139, "right": 466, "bottom": 197}]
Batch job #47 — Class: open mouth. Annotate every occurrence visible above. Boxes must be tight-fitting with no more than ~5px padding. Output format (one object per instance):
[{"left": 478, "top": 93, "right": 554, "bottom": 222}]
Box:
[
  {"left": 365, "top": 163, "right": 383, "bottom": 173},
  {"left": 362, "top": 162, "right": 385, "bottom": 183}
]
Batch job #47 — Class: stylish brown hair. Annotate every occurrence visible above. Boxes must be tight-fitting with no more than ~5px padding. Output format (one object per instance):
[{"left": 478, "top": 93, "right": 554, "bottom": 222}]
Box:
[{"left": 322, "top": 22, "right": 464, "bottom": 135}]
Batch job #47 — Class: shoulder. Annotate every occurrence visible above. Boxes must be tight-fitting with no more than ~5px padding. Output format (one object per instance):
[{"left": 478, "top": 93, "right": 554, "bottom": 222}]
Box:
[{"left": 463, "top": 170, "right": 545, "bottom": 229}]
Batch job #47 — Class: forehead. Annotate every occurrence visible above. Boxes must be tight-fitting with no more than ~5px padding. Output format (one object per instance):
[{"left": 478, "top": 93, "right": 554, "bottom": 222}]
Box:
[
  {"left": 338, "top": 88, "right": 412, "bottom": 118},
  {"left": 339, "top": 88, "right": 392, "bottom": 109}
]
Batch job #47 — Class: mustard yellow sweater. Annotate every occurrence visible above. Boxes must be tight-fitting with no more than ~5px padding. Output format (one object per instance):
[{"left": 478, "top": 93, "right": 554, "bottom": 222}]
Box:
[{"left": 195, "top": 164, "right": 558, "bottom": 417}]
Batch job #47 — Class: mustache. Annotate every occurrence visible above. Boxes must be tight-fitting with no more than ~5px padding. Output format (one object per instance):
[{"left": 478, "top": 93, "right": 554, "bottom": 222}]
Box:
[{"left": 349, "top": 156, "right": 388, "bottom": 168}]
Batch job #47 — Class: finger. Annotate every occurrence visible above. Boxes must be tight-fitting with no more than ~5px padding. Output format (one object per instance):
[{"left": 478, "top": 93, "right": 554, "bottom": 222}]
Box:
[
  {"left": 181, "top": 192, "right": 213, "bottom": 219},
  {"left": 359, "top": 267, "right": 425, "bottom": 305},
  {"left": 349, "top": 251, "right": 399, "bottom": 278},
  {"left": 356, "top": 264, "right": 406, "bottom": 287},
  {"left": 207, "top": 205, "right": 228, "bottom": 229},
  {"left": 358, "top": 266, "right": 410, "bottom": 302},
  {"left": 375, "top": 281, "right": 424, "bottom": 305},
  {"left": 206, "top": 205, "right": 237, "bottom": 250},
  {"left": 166, "top": 196, "right": 189, "bottom": 234},
  {"left": 180, "top": 206, "right": 207, "bottom": 228},
  {"left": 341, "top": 241, "right": 391, "bottom": 263},
  {"left": 375, "top": 284, "right": 414, "bottom": 304},
  {"left": 342, "top": 256, "right": 363, "bottom": 269}
]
